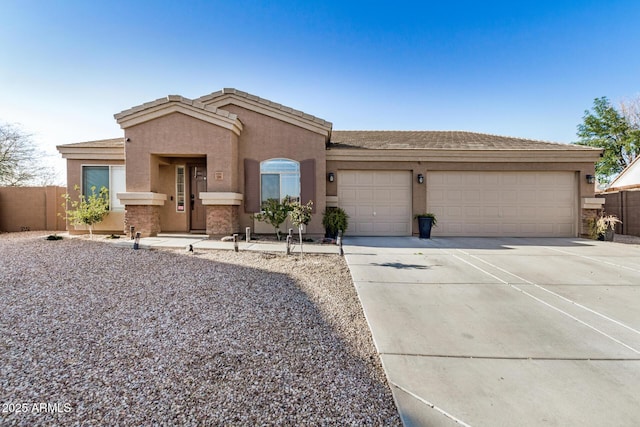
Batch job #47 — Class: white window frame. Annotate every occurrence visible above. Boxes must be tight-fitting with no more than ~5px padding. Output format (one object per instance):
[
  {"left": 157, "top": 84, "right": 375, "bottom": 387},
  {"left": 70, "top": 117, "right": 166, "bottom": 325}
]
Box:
[
  {"left": 260, "top": 158, "right": 300, "bottom": 205},
  {"left": 81, "top": 164, "right": 126, "bottom": 211},
  {"left": 176, "top": 165, "right": 186, "bottom": 213}
]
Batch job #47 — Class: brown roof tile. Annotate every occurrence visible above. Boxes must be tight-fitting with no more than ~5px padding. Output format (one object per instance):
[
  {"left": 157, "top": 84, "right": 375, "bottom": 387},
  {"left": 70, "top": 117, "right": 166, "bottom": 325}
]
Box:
[{"left": 329, "top": 131, "right": 594, "bottom": 150}]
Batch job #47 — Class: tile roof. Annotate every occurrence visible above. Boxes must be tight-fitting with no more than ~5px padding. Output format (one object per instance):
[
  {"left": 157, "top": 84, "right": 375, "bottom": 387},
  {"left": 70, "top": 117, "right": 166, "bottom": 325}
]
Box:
[
  {"left": 196, "top": 88, "right": 332, "bottom": 128},
  {"left": 114, "top": 96, "right": 238, "bottom": 122},
  {"left": 329, "top": 131, "right": 595, "bottom": 150},
  {"left": 57, "top": 138, "right": 124, "bottom": 149}
]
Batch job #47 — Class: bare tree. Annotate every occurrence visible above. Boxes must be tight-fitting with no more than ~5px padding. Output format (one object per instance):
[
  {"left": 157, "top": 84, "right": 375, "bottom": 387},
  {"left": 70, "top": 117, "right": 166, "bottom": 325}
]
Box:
[
  {"left": 620, "top": 95, "right": 640, "bottom": 129},
  {"left": 0, "top": 122, "right": 58, "bottom": 186}
]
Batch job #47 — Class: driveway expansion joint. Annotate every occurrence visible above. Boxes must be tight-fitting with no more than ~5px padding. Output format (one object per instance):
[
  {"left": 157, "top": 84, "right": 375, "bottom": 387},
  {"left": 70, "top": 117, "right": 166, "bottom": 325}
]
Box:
[{"left": 381, "top": 353, "right": 640, "bottom": 362}]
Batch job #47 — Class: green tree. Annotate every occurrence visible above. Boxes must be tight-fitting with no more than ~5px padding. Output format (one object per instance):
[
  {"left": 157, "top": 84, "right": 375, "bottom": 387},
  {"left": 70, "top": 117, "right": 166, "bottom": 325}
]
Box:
[
  {"left": 253, "top": 198, "right": 292, "bottom": 240},
  {"left": 574, "top": 97, "right": 640, "bottom": 183},
  {"left": 289, "top": 200, "right": 313, "bottom": 255},
  {"left": 62, "top": 185, "right": 110, "bottom": 238}
]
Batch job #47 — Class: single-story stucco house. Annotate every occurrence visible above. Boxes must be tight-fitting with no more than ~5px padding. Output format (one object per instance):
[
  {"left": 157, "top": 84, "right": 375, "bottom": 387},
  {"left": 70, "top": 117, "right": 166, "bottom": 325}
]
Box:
[{"left": 57, "top": 88, "right": 604, "bottom": 238}]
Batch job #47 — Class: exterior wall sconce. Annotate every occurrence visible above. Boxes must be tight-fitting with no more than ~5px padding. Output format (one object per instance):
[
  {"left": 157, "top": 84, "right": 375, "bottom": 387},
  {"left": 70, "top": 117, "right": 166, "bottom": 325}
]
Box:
[
  {"left": 417, "top": 174, "right": 424, "bottom": 184},
  {"left": 328, "top": 172, "right": 335, "bottom": 182},
  {"left": 586, "top": 174, "right": 596, "bottom": 184}
]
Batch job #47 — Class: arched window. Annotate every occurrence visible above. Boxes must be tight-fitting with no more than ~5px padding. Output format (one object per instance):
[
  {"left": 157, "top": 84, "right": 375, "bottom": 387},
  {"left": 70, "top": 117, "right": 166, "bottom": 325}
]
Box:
[{"left": 260, "top": 158, "right": 300, "bottom": 205}]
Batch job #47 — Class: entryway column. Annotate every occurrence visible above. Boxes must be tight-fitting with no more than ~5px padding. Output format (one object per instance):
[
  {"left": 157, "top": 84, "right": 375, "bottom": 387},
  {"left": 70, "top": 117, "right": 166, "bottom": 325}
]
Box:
[
  {"left": 581, "top": 198, "right": 606, "bottom": 238},
  {"left": 200, "top": 192, "right": 243, "bottom": 237},
  {"left": 117, "top": 192, "right": 167, "bottom": 237}
]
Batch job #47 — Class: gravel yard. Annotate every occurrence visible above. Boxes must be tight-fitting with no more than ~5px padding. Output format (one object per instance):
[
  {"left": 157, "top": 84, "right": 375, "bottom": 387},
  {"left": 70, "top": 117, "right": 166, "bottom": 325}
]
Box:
[{"left": 0, "top": 232, "right": 400, "bottom": 426}]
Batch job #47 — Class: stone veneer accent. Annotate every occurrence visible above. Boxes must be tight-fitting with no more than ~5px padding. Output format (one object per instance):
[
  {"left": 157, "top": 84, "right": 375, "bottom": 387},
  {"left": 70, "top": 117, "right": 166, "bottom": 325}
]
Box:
[
  {"left": 581, "top": 208, "right": 601, "bottom": 238},
  {"left": 206, "top": 205, "right": 239, "bottom": 237},
  {"left": 124, "top": 205, "right": 161, "bottom": 237}
]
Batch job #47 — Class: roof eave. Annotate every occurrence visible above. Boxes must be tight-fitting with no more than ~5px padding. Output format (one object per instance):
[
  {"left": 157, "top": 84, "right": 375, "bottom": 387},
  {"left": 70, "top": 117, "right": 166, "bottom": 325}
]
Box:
[
  {"left": 57, "top": 145, "right": 125, "bottom": 160},
  {"left": 326, "top": 148, "right": 604, "bottom": 163}
]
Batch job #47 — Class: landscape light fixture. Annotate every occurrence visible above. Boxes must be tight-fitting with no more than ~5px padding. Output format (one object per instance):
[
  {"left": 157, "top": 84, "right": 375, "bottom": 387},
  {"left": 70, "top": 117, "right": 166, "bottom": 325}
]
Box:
[
  {"left": 417, "top": 174, "right": 424, "bottom": 184},
  {"left": 586, "top": 174, "right": 596, "bottom": 184},
  {"left": 328, "top": 172, "right": 335, "bottom": 182}
]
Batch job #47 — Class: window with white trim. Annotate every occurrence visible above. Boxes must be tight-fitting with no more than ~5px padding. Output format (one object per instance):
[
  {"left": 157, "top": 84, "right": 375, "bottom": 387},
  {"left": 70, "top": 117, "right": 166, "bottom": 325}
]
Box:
[
  {"left": 82, "top": 165, "right": 125, "bottom": 211},
  {"left": 260, "top": 159, "right": 300, "bottom": 205},
  {"left": 176, "top": 166, "right": 185, "bottom": 212}
]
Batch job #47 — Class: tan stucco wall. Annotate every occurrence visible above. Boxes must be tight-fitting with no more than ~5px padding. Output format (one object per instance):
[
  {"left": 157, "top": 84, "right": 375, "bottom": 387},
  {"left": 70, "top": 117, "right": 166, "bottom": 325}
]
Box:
[
  {"left": 0, "top": 186, "right": 67, "bottom": 232},
  {"left": 222, "top": 104, "right": 328, "bottom": 235},
  {"left": 64, "top": 158, "right": 126, "bottom": 234},
  {"left": 119, "top": 108, "right": 327, "bottom": 235},
  {"left": 124, "top": 112, "right": 239, "bottom": 193}
]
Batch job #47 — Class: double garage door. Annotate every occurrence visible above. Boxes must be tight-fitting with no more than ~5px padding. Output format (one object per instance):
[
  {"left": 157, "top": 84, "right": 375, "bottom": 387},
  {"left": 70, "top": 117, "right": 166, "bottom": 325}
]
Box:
[{"left": 339, "top": 170, "right": 577, "bottom": 237}]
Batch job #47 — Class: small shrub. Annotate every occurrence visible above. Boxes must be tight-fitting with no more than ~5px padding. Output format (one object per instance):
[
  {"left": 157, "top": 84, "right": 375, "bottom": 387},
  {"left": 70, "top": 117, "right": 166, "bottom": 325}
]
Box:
[
  {"left": 289, "top": 200, "right": 313, "bottom": 255},
  {"left": 589, "top": 214, "right": 621, "bottom": 240},
  {"left": 414, "top": 213, "right": 437, "bottom": 226},
  {"left": 322, "top": 207, "right": 349, "bottom": 238},
  {"left": 253, "top": 198, "right": 293, "bottom": 241},
  {"left": 61, "top": 185, "right": 110, "bottom": 238}
]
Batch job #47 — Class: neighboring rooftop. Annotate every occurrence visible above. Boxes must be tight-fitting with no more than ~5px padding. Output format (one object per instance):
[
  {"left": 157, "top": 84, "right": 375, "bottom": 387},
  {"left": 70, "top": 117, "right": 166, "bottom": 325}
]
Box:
[
  {"left": 329, "top": 130, "right": 598, "bottom": 150},
  {"left": 57, "top": 138, "right": 124, "bottom": 149},
  {"left": 56, "top": 138, "right": 125, "bottom": 160}
]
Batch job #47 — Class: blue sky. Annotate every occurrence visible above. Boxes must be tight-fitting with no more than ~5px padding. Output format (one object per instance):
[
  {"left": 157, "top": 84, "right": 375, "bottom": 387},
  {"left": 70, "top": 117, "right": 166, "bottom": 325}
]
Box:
[{"left": 1, "top": 1, "right": 639, "bottom": 180}]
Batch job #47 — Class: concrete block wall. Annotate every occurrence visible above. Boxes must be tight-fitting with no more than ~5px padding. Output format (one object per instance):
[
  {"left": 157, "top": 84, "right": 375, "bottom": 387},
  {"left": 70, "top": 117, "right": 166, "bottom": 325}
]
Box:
[
  {"left": 599, "top": 190, "right": 640, "bottom": 236},
  {"left": 0, "top": 186, "right": 66, "bottom": 232}
]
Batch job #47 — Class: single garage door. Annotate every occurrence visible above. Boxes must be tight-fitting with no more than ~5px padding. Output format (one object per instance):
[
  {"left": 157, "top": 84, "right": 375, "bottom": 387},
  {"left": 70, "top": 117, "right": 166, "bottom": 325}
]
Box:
[
  {"left": 427, "top": 171, "right": 577, "bottom": 237},
  {"left": 339, "top": 170, "right": 412, "bottom": 236}
]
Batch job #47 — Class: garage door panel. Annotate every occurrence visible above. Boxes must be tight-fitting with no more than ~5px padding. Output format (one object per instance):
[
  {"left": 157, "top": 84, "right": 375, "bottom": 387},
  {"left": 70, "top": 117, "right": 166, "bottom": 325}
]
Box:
[
  {"left": 500, "top": 191, "right": 518, "bottom": 202},
  {"left": 538, "top": 174, "right": 558, "bottom": 185},
  {"left": 339, "top": 170, "right": 412, "bottom": 236},
  {"left": 341, "top": 172, "right": 358, "bottom": 185},
  {"left": 357, "top": 189, "right": 374, "bottom": 202},
  {"left": 447, "top": 190, "right": 462, "bottom": 201},
  {"left": 538, "top": 190, "right": 556, "bottom": 203},
  {"left": 465, "top": 206, "right": 481, "bottom": 216},
  {"left": 484, "top": 191, "right": 500, "bottom": 202},
  {"left": 390, "top": 189, "right": 411, "bottom": 202},
  {"left": 427, "top": 171, "right": 576, "bottom": 237},
  {"left": 356, "top": 205, "right": 374, "bottom": 217},
  {"left": 501, "top": 206, "right": 517, "bottom": 218},
  {"left": 390, "top": 206, "right": 411, "bottom": 217},
  {"left": 463, "top": 190, "right": 481, "bottom": 202},
  {"left": 355, "top": 171, "right": 373, "bottom": 185}
]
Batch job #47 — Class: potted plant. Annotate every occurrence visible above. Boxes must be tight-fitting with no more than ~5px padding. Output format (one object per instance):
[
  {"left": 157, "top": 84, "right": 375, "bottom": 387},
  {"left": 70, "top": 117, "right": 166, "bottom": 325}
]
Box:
[
  {"left": 414, "top": 213, "right": 437, "bottom": 239},
  {"left": 594, "top": 214, "right": 621, "bottom": 241},
  {"left": 322, "top": 207, "right": 349, "bottom": 239}
]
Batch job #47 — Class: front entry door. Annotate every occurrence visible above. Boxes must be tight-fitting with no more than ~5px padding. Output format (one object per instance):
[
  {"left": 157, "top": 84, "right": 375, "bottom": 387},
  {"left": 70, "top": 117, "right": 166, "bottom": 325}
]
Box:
[{"left": 190, "top": 166, "right": 206, "bottom": 231}]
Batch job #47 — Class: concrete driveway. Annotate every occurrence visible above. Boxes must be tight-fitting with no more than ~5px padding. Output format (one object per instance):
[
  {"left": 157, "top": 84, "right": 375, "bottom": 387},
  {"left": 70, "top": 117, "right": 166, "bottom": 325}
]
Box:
[{"left": 343, "top": 237, "right": 640, "bottom": 427}]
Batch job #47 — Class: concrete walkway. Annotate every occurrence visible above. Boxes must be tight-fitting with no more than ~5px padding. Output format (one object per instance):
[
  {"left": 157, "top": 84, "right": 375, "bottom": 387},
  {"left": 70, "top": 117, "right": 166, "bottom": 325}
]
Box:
[{"left": 343, "top": 236, "right": 640, "bottom": 427}]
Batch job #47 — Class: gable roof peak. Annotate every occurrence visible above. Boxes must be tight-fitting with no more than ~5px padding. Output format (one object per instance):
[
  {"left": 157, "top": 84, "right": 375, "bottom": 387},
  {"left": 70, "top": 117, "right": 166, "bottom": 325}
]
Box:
[
  {"left": 114, "top": 94, "right": 242, "bottom": 135},
  {"left": 195, "top": 88, "right": 332, "bottom": 137}
]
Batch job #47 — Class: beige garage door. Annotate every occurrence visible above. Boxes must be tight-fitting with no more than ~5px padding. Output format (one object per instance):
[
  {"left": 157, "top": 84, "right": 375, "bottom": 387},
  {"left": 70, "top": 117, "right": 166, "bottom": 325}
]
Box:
[
  {"left": 427, "top": 171, "right": 577, "bottom": 237},
  {"left": 339, "top": 171, "right": 412, "bottom": 236}
]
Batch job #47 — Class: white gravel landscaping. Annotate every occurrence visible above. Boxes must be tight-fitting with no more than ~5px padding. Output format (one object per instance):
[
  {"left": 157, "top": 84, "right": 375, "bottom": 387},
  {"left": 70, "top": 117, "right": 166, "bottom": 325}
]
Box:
[{"left": 0, "top": 232, "right": 401, "bottom": 426}]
